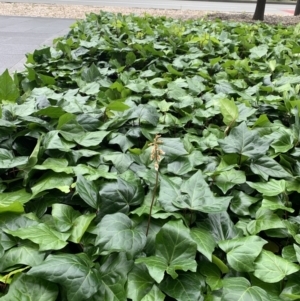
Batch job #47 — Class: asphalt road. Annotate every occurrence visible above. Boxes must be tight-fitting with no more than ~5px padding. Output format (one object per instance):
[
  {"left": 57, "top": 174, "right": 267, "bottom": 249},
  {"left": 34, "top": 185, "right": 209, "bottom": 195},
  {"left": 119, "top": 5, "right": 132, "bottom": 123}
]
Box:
[{"left": 0, "top": 0, "right": 294, "bottom": 14}]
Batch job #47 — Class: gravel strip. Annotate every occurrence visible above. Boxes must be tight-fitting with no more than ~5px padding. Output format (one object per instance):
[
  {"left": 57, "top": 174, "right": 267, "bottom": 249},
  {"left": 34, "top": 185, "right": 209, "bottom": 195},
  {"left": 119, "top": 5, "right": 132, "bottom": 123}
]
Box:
[
  {"left": 0, "top": 2, "right": 300, "bottom": 25},
  {"left": 0, "top": 3, "right": 208, "bottom": 19}
]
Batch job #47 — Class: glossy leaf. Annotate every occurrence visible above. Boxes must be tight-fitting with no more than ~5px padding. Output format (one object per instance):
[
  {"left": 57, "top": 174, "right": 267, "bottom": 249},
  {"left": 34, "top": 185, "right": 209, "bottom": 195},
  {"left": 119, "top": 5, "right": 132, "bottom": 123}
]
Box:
[
  {"left": 247, "top": 179, "right": 286, "bottom": 196},
  {"left": 219, "top": 236, "right": 267, "bottom": 272},
  {"left": 215, "top": 169, "right": 246, "bottom": 194},
  {"left": 94, "top": 213, "right": 146, "bottom": 257},
  {"left": 160, "top": 272, "right": 204, "bottom": 301},
  {"left": 141, "top": 285, "right": 165, "bottom": 301},
  {"left": 28, "top": 253, "right": 100, "bottom": 301},
  {"left": 127, "top": 264, "right": 155, "bottom": 301},
  {"left": 31, "top": 172, "right": 73, "bottom": 196},
  {"left": 172, "top": 171, "right": 231, "bottom": 213},
  {"left": 97, "top": 253, "right": 133, "bottom": 301},
  {"left": 250, "top": 156, "right": 291, "bottom": 181},
  {"left": 136, "top": 220, "right": 197, "bottom": 282},
  {"left": 219, "top": 122, "right": 269, "bottom": 158},
  {"left": 76, "top": 174, "right": 99, "bottom": 209},
  {"left": 219, "top": 98, "right": 239, "bottom": 126},
  {"left": 190, "top": 227, "right": 216, "bottom": 261},
  {"left": 5, "top": 224, "right": 69, "bottom": 251},
  {"left": 222, "top": 277, "right": 270, "bottom": 301},
  {"left": 0, "top": 274, "right": 58, "bottom": 301},
  {"left": 254, "top": 250, "right": 300, "bottom": 283},
  {"left": 99, "top": 177, "right": 144, "bottom": 216},
  {"left": 0, "top": 241, "right": 45, "bottom": 271}
]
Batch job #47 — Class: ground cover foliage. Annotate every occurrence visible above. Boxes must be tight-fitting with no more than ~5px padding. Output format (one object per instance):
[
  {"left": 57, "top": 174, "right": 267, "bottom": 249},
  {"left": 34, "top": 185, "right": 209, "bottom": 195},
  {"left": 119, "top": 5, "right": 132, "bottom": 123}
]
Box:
[{"left": 1, "top": 11, "right": 300, "bottom": 301}]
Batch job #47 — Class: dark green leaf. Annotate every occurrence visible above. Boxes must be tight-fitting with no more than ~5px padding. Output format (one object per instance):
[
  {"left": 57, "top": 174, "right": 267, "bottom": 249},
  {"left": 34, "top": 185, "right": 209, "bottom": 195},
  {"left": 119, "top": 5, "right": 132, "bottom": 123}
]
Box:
[
  {"left": 219, "top": 122, "right": 270, "bottom": 158},
  {"left": 136, "top": 220, "right": 197, "bottom": 282},
  {"left": 28, "top": 253, "right": 100, "bottom": 301},
  {"left": 250, "top": 156, "right": 291, "bottom": 181},
  {"left": 94, "top": 213, "right": 146, "bottom": 257},
  {"left": 0, "top": 274, "right": 58, "bottom": 301},
  {"left": 76, "top": 174, "right": 99, "bottom": 209},
  {"left": 219, "top": 236, "right": 267, "bottom": 272},
  {"left": 160, "top": 272, "right": 204, "bottom": 301},
  {"left": 172, "top": 171, "right": 231, "bottom": 213},
  {"left": 5, "top": 224, "right": 69, "bottom": 251},
  {"left": 99, "top": 177, "right": 144, "bottom": 216}
]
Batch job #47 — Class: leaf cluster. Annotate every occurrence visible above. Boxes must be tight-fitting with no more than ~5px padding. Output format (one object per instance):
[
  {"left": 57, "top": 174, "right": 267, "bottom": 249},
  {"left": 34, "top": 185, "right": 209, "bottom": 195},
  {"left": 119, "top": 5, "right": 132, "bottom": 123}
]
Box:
[{"left": 1, "top": 12, "right": 300, "bottom": 301}]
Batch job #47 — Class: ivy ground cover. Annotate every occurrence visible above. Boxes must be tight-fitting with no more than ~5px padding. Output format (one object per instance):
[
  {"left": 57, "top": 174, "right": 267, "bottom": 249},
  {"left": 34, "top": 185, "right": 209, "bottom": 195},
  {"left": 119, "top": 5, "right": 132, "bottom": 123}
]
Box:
[{"left": 1, "top": 11, "right": 300, "bottom": 300}]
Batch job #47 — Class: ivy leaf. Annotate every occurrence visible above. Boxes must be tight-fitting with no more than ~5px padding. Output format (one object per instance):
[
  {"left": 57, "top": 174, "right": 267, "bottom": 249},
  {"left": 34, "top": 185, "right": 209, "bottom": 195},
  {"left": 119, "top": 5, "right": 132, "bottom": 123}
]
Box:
[
  {"left": 167, "top": 157, "right": 193, "bottom": 176},
  {"left": 99, "top": 177, "right": 144, "bottom": 216},
  {"left": 128, "top": 104, "right": 159, "bottom": 126},
  {"left": 172, "top": 171, "right": 231, "bottom": 213},
  {"left": 219, "top": 236, "right": 267, "bottom": 272},
  {"left": 280, "top": 274, "right": 300, "bottom": 300},
  {"left": 28, "top": 253, "right": 100, "bottom": 301},
  {"left": 159, "top": 138, "right": 188, "bottom": 161},
  {"left": 247, "top": 209, "right": 285, "bottom": 235},
  {"left": 222, "top": 277, "right": 270, "bottom": 301},
  {"left": 0, "top": 156, "right": 28, "bottom": 169},
  {"left": 102, "top": 152, "right": 134, "bottom": 173},
  {"left": 76, "top": 174, "right": 100, "bottom": 209},
  {"left": 271, "top": 130, "right": 294, "bottom": 154},
  {"left": 214, "top": 169, "right": 246, "bottom": 194},
  {"left": 292, "top": 245, "right": 300, "bottom": 266},
  {"left": 198, "top": 212, "right": 241, "bottom": 243},
  {"left": 0, "top": 189, "right": 32, "bottom": 213},
  {"left": 159, "top": 272, "right": 205, "bottom": 301},
  {"left": 135, "top": 256, "right": 167, "bottom": 284},
  {"left": 127, "top": 264, "right": 155, "bottom": 301},
  {"left": 94, "top": 213, "right": 146, "bottom": 257},
  {"left": 219, "top": 122, "right": 269, "bottom": 158},
  {"left": 282, "top": 245, "right": 297, "bottom": 263},
  {"left": 261, "top": 197, "right": 294, "bottom": 213},
  {"left": 247, "top": 179, "right": 286, "bottom": 196},
  {"left": 31, "top": 172, "right": 73, "bottom": 196},
  {"left": 0, "top": 241, "right": 45, "bottom": 271},
  {"left": 74, "top": 131, "right": 110, "bottom": 147},
  {"left": 141, "top": 285, "right": 165, "bottom": 301},
  {"left": 0, "top": 274, "right": 58, "bottom": 301},
  {"left": 4, "top": 224, "right": 69, "bottom": 251},
  {"left": 230, "top": 191, "right": 260, "bottom": 216},
  {"left": 97, "top": 253, "right": 133, "bottom": 301},
  {"left": 109, "top": 133, "right": 134, "bottom": 152},
  {"left": 249, "top": 44, "right": 268, "bottom": 59},
  {"left": 199, "top": 261, "right": 222, "bottom": 291},
  {"left": 254, "top": 250, "right": 300, "bottom": 283},
  {"left": 250, "top": 156, "right": 292, "bottom": 181},
  {"left": 190, "top": 227, "right": 216, "bottom": 261},
  {"left": 52, "top": 203, "right": 81, "bottom": 232},
  {"left": 0, "top": 69, "right": 19, "bottom": 102},
  {"left": 136, "top": 220, "right": 197, "bottom": 282},
  {"left": 158, "top": 176, "right": 183, "bottom": 212},
  {"left": 219, "top": 98, "right": 239, "bottom": 126},
  {"left": 69, "top": 213, "right": 96, "bottom": 243}
]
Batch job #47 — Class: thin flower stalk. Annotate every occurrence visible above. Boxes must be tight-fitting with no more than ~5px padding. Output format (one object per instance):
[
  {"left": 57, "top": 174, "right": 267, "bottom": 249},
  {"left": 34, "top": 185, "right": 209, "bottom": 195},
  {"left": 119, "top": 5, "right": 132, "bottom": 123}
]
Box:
[{"left": 146, "top": 134, "right": 165, "bottom": 236}]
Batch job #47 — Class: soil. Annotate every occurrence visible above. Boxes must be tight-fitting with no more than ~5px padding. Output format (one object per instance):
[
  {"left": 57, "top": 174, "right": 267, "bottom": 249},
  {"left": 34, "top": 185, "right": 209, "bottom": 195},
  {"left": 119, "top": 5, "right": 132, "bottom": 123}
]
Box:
[{"left": 0, "top": 2, "right": 299, "bottom": 25}]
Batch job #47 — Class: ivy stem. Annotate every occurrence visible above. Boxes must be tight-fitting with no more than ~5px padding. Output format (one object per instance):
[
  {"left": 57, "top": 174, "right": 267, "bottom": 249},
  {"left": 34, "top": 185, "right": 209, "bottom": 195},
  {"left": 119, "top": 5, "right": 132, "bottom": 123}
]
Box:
[
  {"left": 146, "top": 169, "right": 159, "bottom": 236},
  {"left": 283, "top": 192, "right": 289, "bottom": 219},
  {"left": 189, "top": 210, "right": 193, "bottom": 226},
  {"left": 238, "top": 153, "right": 242, "bottom": 167}
]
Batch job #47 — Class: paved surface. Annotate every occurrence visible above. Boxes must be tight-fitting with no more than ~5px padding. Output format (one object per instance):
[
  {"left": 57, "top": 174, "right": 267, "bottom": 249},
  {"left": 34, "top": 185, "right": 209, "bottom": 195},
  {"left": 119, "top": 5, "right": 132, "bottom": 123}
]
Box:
[
  {"left": 0, "top": 0, "right": 295, "bottom": 12},
  {"left": 0, "top": 0, "right": 295, "bottom": 73},
  {"left": 0, "top": 16, "right": 74, "bottom": 74}
]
